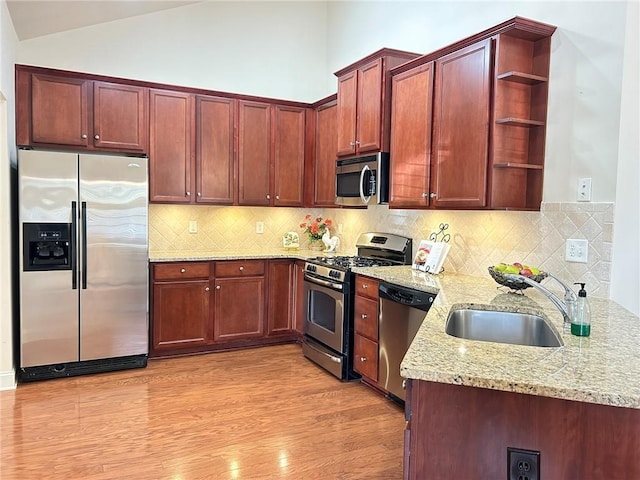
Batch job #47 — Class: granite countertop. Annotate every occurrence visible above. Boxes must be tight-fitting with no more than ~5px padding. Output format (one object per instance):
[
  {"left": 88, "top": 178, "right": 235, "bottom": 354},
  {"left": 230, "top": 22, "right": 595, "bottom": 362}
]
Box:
[
  {"left": 350, "top": 265, "right": 640, "bottom": 409},
  {"left": 149, "top": 249, "right": 341, "bottom": 262}
]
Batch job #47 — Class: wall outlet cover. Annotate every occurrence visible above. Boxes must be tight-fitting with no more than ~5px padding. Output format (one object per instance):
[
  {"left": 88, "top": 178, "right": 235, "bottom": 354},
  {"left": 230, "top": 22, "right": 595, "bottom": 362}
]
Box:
[{"left": 566, "top": 239, "right": 588, "bottom": 263}]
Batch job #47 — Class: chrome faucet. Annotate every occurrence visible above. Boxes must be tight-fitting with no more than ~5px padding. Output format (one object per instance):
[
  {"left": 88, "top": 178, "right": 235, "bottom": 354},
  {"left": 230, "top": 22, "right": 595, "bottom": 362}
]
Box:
[{"left": 504, "top": 274, "right": 576, "bottom": 325}]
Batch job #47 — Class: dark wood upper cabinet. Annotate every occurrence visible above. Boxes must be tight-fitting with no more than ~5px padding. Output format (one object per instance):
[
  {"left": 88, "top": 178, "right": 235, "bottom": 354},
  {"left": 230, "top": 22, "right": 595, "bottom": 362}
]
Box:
[
  {"left": 389, "top": 62, "right": 434, "bottom": 208},
  {"left": 389, "top": 16, "right": 556, "bottom": 211},
  {"left": 313, "top": 97, "right": 338, "bottom": 207},
  {"left": 195, "top": 95, "right": 235, "bottom": 204},
  {"left": 335, "top": 49, "right": 420, "bottom": 157},
  {"left": 149, "top": 89, "right": 193, "bottom": 203},
  {"left": 93, "top": 82, "right": 148, "bottom": 151},
  {"left": 238, "top": 100, "right": 272, "bottom": 206},
  {"left": 273, "top": 105, "right": 306, "bottom": 206},
  {"left": 431, "top": 39, "right": 492, "bottom": 208},
  {"left": 336, "top": 70, "right": 358, "bottom": 156},
  {"left": 30, "top": 74, "right": 90, "bottom": 147},
  {"left": 150, "top": 93, "right": 235, "bottom": 205},
  {"left": 238, "top": 101, "right": 306, "bottom": 207},
  {"left": 17, "top": 67, "right": 148, "bottom": 153}
]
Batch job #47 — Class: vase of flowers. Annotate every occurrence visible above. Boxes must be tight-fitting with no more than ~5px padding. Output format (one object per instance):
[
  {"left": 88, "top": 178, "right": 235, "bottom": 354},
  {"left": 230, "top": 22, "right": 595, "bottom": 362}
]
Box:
[{"left": 300, "top": 214, "right": 332, "bottom": 251}]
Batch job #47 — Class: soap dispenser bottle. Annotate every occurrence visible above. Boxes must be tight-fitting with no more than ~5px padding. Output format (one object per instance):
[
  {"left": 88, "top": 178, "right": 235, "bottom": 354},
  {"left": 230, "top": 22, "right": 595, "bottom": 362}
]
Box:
[{"left": 571, "top": 283, "right": 591, "bottom": 337}]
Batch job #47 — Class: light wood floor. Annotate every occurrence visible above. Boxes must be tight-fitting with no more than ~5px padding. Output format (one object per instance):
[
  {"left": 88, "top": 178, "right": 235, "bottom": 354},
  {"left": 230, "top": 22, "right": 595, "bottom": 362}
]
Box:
[{"left": 0, "top": 344, "right": 405, "bottom": 479}]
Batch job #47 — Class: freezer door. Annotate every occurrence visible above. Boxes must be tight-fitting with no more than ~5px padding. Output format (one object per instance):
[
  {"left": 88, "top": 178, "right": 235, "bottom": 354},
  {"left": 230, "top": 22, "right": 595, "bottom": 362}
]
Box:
[
  {"left": 79, "top": 155, "right": 149, "bottom": 360},
  {"left": 18, "top": 150, "right": 80, "bottom": 367}
]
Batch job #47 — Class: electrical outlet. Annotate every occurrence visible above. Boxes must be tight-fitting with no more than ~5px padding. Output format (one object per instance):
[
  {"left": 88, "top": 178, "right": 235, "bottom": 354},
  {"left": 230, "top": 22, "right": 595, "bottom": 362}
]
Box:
[
  {"left": 578, "top": 177, "right": 592, "bottom": 202},
  {"left": 508, "top": 447, "right": 540, "bottom": 480},
  {"left": 566, "top": 239, "right": 588, "bottom": 263},
  {"left": 256, "top": 221, "right": 264, "bottom": 234},
  {"left": 188, "top": 220, "right": 198, "bottom": 234},
  {"left": 338, "top": 223, "right": 344, "bottom": 235}
]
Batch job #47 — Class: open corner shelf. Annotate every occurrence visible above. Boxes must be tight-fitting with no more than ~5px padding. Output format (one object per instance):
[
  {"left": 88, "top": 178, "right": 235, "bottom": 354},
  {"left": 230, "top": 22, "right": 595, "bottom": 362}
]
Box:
[
  {"left": 495, "top": 117, "right": 545, "bottom": 127},
  {"left": 497, "top": 71, "right": 548, "bottom": 85},
  {"left": 494, "top": 163, "right": 544, "bottom": 170}
]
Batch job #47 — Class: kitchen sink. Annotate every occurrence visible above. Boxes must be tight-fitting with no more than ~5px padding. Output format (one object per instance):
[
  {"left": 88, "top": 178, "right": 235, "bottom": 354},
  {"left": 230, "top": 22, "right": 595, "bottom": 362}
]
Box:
[{"left": 445, "top": 308, "right": 563, "bottom": 347}]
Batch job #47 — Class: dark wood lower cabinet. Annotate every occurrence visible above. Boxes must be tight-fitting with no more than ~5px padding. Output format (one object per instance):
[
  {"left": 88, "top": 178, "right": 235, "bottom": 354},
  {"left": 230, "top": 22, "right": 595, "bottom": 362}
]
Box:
[
  {"left": 267, "top": 260, "right": 294, "bottom": 336},
  {"left": 150, "top": 260, "right": 297, "bottom": 357},
  {"left": 152, "top": 280, "right": 211, "bottom": 350},
  {"left": 214, "top": 276, "right": 265, "bottom": 341},
  {"left": 405, "top": 379, "right": 640, "bottom": 479}
]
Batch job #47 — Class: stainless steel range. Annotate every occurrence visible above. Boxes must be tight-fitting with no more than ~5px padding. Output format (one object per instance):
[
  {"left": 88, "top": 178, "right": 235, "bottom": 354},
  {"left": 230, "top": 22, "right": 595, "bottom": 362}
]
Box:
[{"left": 302, "top": 232, "right": 412, "bottom": 380}]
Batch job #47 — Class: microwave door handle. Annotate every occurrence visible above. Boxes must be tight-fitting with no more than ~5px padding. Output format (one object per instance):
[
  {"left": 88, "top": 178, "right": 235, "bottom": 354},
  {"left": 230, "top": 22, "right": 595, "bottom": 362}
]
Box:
[{"left": 359, "top": 165, "right": 372, "bottom": 204}]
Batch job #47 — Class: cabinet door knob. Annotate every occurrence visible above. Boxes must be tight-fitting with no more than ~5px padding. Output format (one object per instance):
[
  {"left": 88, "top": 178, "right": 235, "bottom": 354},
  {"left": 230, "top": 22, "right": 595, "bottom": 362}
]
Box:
[
  {"left": 186, "top": 191, "right": 191, "bottom": 196},
  {"left": 94, "top": 134, "right": 100, "bottom": 140},
  {"left": 197, "top": 192, "right": 201, "bottom": 197},
  {"left": 350, "top": 141, "right": 356, "bottom": 147},
  {"left": 421, "top": 192, "right": 429, "bottom": 198},
  {"left": 180, "top": 268, "right": 186, "bottom": 273},
  {"left": 362, "top": 284, "right": 368, "bottom": 289},
  {"left": 216, "top": 285, "right": 221, "bottom": 290},
  {"left": 355, "top": 140, "right": 360, "bottom": 145},
  {"left": 266, "top": 194, "right": 270, "bottom": 200},
  {"left": 81, "top": 134, "right": 88, "bottom": 139},
  {"left": 275, "top": 195, "right": 280, "bottom": 200},
  {"left": 361, "top": 314, "right": 367, "bottom": 319},
  {"left": 205, "top": 286, "right": 210, "bottom": 292},
  {"left": 360, "top": 356, "right": 367, "bottom": 362},
  {"left": 239, "top": 266, "right": 244, "bottom": 271},
  {"left": 430, "top": 192, "right": 437, "bottom": 198}
]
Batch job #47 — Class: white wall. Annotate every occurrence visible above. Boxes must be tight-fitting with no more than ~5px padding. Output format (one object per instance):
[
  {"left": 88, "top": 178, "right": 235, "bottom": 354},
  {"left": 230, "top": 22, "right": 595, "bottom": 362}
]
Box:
[
  {"left": 0, "top": 0, "right": 18, "bottom": 389},
  {"left": 16, "top": 1, "right": 329, "bottom": 102},
  {"left": 610, "top": 0, "right": 639, "bottom": 315}
]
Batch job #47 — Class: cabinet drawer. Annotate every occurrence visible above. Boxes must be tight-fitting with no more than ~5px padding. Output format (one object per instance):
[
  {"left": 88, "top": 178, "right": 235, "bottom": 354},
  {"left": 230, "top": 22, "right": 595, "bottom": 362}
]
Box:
[
  {"left": 355, "top": 275, "right": 379, "bottom": 300},
  {"left": 154, "top": 262, "right": 210, "bottom": 280},
  {"left": 354, "top": 334, "right": 378, "bottom": 381},
  {"left": 215, "top": 260, "right": 265, "bottom": 277},
  {"left": 354, "top": 295, "right": 379, "bottom": 341}
]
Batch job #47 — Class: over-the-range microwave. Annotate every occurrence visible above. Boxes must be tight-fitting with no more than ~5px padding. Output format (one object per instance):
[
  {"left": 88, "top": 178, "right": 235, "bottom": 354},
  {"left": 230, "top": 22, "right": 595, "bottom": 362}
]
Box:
[{"left": 335, "top": 152, "right": 389, "bottom": 207}]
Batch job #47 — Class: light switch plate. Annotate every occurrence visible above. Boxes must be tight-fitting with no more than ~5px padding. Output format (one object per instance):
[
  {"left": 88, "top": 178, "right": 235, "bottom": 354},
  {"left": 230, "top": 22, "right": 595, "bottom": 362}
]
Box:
[
  {"left": 256, "top": 221, "right": 264, "bottom": 234},
  {"left": 188, "top": 220, "right": 198, "bottom": 234},
  {"left": 578, "top": 178, "right": 592, "bottom": 202},
  {"left": 566, "top": 239, "right": 588, "bottom": 263}
]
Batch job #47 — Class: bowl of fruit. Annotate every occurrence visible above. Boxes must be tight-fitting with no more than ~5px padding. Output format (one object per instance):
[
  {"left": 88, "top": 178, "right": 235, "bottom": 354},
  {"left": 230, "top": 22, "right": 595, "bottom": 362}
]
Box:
[{"left": 488, "top": 263, "right": 547, "bottom": 291}]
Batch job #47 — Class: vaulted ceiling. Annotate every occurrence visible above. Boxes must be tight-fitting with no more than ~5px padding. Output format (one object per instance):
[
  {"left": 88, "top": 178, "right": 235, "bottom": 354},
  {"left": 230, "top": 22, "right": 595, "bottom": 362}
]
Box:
[{"left": 7, "top": 0, "right": 202, "bottom": 40}]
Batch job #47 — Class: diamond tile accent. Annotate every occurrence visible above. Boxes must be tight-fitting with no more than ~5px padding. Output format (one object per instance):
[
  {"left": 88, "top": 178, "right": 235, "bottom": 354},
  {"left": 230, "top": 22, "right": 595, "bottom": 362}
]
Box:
[{"left": 149, "top": 202, "right": 614, "bottom": 298}]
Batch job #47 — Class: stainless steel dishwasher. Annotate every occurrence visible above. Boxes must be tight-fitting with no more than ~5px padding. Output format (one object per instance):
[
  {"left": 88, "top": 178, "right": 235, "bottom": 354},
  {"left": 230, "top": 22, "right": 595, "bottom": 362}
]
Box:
[{"left": 378, "top": 282, "right": 436, "bottom": 403}]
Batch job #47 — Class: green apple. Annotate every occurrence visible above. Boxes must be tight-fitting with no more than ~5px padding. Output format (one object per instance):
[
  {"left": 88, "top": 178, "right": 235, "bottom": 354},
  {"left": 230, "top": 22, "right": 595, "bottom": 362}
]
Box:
[
  {"left": 503, "top": 265, "right": 520, "bottom": 274},
  {"left": 493, "top": 263, "right": 508, "bottom": 273}
]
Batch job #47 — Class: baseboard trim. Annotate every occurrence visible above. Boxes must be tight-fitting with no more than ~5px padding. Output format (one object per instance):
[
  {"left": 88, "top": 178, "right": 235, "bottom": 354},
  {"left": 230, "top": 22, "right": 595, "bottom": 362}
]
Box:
[{"left": 0, "top": 369, "right": 16, "bottom": 390}]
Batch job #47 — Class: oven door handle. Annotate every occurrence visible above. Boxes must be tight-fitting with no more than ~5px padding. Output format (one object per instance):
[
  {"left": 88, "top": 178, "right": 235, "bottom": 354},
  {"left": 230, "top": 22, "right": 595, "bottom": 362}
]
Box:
[
  {"left": 359, "top": 164, "right": 372, "bottom": 204},
  {"left": 304, "top": 274, "right": 343, "bottom": 291}
]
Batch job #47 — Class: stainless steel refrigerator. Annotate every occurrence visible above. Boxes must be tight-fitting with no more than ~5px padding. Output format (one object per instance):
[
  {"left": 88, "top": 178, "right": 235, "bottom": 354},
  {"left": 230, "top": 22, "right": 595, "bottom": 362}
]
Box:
[{"left": 18, "top": 149, "right": 149, "bottom": 381}]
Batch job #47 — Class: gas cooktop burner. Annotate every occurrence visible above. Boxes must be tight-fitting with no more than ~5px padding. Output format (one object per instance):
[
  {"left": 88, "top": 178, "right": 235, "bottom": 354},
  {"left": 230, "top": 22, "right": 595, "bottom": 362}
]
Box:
[{"left": 310, "top": 256, "right": 395, "bottom": 269}]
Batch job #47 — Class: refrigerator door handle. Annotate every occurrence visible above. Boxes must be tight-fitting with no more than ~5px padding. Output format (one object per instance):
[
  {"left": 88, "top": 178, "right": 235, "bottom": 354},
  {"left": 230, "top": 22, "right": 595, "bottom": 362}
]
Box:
[
  {"left": 71, "top": 201, "right": 77, "bottom": 290},
  {"left": 81, "top": 201, "right": 87, "bottom": 290}
]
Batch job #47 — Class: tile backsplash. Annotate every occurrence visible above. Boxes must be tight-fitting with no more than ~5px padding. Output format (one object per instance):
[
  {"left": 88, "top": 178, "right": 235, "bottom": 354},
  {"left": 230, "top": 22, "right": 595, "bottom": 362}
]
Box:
[{"left": 149, "top": 202, "right": 614, "bottom": 298}]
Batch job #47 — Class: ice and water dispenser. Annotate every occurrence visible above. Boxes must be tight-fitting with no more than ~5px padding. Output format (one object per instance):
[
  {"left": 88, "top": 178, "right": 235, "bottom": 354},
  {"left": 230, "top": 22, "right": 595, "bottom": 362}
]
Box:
[{"left": 23, "top": 223, "right": 72, "bottom": 271}]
